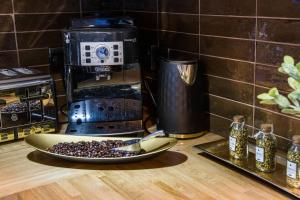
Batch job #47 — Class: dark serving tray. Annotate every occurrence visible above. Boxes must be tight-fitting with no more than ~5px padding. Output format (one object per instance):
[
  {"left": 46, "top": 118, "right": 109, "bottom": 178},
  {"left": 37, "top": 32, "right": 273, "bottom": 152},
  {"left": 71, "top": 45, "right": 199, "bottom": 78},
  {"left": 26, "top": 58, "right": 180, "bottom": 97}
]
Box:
[{"left": 194, "top": 139, "right": 300, "bottom": 199}]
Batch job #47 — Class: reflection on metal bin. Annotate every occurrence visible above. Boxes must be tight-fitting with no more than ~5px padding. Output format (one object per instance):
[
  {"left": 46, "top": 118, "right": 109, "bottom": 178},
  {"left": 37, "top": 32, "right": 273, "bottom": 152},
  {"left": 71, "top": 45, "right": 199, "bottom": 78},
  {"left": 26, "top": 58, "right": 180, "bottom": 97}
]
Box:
[
  {"left": 0, "top": 130, "right": 14, "bottom": 143},
  {"left": 157, "top": 58, "right": 205, "bottom": 139}
]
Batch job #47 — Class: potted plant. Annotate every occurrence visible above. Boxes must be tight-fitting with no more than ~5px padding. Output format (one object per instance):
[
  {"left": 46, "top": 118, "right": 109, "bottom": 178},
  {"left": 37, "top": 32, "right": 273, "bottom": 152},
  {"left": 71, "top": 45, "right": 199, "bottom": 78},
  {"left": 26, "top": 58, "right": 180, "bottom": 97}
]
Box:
[{"left": 257, "top": 56, "right": 300, "bottom": 117}]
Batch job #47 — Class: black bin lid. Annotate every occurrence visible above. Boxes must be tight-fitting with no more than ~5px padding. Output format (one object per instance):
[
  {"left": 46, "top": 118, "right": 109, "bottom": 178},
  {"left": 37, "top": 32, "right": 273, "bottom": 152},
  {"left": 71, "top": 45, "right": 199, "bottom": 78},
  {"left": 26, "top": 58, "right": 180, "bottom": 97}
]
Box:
[{"left": 70, "top": 17, "right": 134, "bottom": 29}]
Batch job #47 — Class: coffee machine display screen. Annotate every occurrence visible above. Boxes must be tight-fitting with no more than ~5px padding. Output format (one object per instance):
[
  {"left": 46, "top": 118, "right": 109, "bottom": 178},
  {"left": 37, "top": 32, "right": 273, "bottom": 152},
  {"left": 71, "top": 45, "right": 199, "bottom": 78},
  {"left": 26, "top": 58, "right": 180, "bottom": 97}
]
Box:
[{"left": 80, "top": 42, "right": 123, "bottom": 66}]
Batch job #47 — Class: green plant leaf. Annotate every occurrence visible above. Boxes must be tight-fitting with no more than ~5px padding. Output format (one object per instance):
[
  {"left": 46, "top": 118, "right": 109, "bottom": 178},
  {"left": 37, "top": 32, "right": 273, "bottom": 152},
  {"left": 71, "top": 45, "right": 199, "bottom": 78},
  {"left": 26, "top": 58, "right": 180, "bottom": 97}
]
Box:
[
  {"left": 268, "top": 87, "right": 279, "bottom": 97},
  {"left": 288, "top": 89, "right": 300, "bottom": 100},
  {"left": 274, "top": 94, "right": 290, "bottom": 108},
  {"left": 288, "top": 77, "right": 300, "bottom": 90},
  {"left": 281, "top": 62, "right": 294, "bottom": 74},
  {"left": 281, "top": 108, "right": 298, "bottom": 115},
  {"left": 294, "top": 107, "right": 300, "bottom": 113},
  {"left": 260, "top": 100, "right": 277, "bottom": 105},
  {"left": 284, "top": 55, "right": 295, "bottom": 65},
  {"left": 257, "top": 93, "right": 274, "bottom": 100},
  {"left": 282, "top": 63, "right": 300, "bottom": 82},
  {"left": 288, "top": 90, "right": 300, "bottom": 107},
  {"left": 278, "top": 67, "right": 287, "bottom": 74},
  {"left": 296, "top": 62, "right": 300, "bottom": 72}
]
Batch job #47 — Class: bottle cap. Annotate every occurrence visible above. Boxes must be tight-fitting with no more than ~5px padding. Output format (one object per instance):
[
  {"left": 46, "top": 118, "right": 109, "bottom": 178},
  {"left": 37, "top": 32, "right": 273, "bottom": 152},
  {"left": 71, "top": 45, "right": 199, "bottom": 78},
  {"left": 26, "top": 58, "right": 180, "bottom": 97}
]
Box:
[
  {"left": 233, "top": 115, "right": 245, "bottom": 123},
  {"left": 292, "top": 135, "right": 300, "bottom": 144},
  {"left": 260, "top": 124, "right": 273, "bottom": 134}
]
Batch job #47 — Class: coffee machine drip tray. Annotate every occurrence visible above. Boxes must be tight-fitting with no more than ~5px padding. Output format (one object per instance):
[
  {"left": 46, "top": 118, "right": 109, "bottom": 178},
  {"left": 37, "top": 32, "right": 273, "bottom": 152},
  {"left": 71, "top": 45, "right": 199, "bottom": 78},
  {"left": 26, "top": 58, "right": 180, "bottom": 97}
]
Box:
[{"left": 66, "top": 120, "right": 143, "bottom": 136}]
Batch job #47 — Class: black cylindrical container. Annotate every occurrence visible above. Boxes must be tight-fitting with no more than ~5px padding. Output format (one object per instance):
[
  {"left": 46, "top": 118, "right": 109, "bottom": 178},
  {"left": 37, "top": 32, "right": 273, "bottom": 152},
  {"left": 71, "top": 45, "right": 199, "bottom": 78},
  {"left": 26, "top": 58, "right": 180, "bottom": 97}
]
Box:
[{"left": 157, "top": 58, "right": 205, "bottom": 138}]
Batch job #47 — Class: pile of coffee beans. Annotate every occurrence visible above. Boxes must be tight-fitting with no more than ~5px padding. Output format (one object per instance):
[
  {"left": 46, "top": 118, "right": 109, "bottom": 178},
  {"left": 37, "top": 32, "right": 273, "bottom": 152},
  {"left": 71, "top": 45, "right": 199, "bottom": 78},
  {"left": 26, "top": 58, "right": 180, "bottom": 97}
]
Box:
[
  {"left": 47, "top": 140, "right": 139, "bottom": 158},
  {"left": 1, "top": 102, "right": 27, "bottom": 113},
  {"left": 1, "top": 101, "right": 41, "bottom": 113}
]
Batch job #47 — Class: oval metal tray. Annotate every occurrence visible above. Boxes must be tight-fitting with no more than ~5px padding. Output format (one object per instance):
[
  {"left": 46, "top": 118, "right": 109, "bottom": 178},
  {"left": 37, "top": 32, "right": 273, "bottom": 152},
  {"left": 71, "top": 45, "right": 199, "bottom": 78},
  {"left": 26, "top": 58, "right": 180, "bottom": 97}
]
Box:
[{"left": 25, "top": 134, "right": 177, "bottom": 163}]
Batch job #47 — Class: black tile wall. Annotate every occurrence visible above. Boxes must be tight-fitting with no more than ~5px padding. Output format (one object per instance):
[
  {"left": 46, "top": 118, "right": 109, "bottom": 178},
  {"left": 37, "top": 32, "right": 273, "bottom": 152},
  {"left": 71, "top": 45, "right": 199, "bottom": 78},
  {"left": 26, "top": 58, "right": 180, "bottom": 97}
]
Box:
[
  {"left": 0, "top": 0, "right": 13, "bottom": 13},
  {"left": 0, "top": 34, "right": 16, "bottom": 50},
  {"left": 200, "top": 55, "right": 254, "bottom": 83},
  {"left": 205, "top": 75, "right": 253, "bottom": 105},
  {"left": 17, "top": 31, "right": 62, "bottom": 49},
  {"left": 200, "top": 36, "right": 255, "bottom": 61},
  {"left": 160, "top": 13, "right": 199, "bottom": 34},
  {"left": 159, "top": 0, "right": 199, "bottom": 14},
  {"left": 19, "top": 49, "right": 49, "bottom": 66},
  {"left": 200, "top": 16, "right": 255, "bottom": 39},
  {"left": 126, "top": 0, "right": 300, "bottom": 150},
  {"left": 15, "top": 14, "right": 80, "bottom": 31},
  {"left": 200, "top": 0, "right": 256, "bottom": 16},
  {"left": 160, "top": 31, "right": 199, "bottom": 53},
  {"left": 125, "top": 11, "right": 157, "bottom": 29},
  {"left": 258, "top": 0, "right": 300, "bottom": 18},
  {"left": 257, "top": 19, "right": 300, "bottom": 44},
  {"left": 256, "top": 42, "right": 300, "bottom": 66},
  {"left": 208, "top": 95, "right": 253, "bottom": 125},
  {"left": 124, "top": 0, "right": 157, "bottom": 11},
  {"left": 81, "top": 0, "right": 123, "bottom": 13},
  {"left": 0, "top": 16, "right": 14, "bottom": 32},
  {"left": 255, "top": 64, "right": 291, "bottom": 92},
  {"left": 14, "top": 0, "right": 80, "bottom": 13},
  {"left": 0, "top": 52, "right": 18, "bottom": 67}
]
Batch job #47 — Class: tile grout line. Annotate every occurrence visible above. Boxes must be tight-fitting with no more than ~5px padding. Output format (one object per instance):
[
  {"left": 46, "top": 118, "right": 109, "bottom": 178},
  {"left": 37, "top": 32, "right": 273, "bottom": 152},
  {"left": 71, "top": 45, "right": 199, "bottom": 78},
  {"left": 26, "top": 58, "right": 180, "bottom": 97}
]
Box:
[
  {"left": 207, "top": 92, "right": 300, "bottom": 125},
  {"left": 199, "top": 0, "right": 200, "bottom": 58},
  {"left": 119, "top": 10, "right": 300, "bottom": 20},
  {"left": 207, "top": 112, "right": 255, "bottom": 131},
  {"left": 167, "top": 47, "right": 254, "bottom": 63},
  {"left": 208, "top": 112, "right": 291, "bottom": 141},
  {"left": 11, "top": 0, "right": 20, "bottom": 66},
  {"left": 0, "top": 31, "right": 15, "bottom": 34},
  {"left": 200, "top": 33, "right": 254, "bottom": 41},
  {"left": 252, "top": 0, "right": 258, "bottom": 135},
  {"left": 207, "top": 93, "right": 253, "bottom": 107},
  {"left": 122, "top": 0, "right": 125, "bottom": 15},
  {"left": 143, "top": 27, "right": 300, "bottom": 47},
  {"left": 200, "top": 53, "right": 255, "bottom": 64},
  {"left": 27, "top": 64, "right": 49, "bottom": 68},
  {"left": 255, "top": 105, "right": 300, "bottom": 122},
  {"left": 156, "top": 0, "right": 159, "bottom": 47},
  {"left": 204, "top": 74, "right": 254, "bottom": 86},
  {"left": 79, "top": 0, "right": 82, "bottom": 18},
  {"left": 2, "top": 10, "right": 300, "bottom": 21},
  {"left": 161, "top": 47, "right": 287, "bottom": 68},
  {"left": 205, "top": 73, "right": 290, "bottom": 95},
  {"left": 0, "top": 49, "right": 18, "bottom": 53},
  {"left": 10, "top": 12, "right": 80, "bottom": 15},
  {"left": 18, "top": 47, "right": 49, "bottom": 51}
]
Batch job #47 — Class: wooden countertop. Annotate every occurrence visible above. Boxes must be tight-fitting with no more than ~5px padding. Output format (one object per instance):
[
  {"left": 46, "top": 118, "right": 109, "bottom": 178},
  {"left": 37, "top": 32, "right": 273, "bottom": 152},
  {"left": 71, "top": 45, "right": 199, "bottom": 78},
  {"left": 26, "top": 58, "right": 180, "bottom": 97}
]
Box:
[{"left": 0, "top": 132, "right": 291, "bottom": 200}]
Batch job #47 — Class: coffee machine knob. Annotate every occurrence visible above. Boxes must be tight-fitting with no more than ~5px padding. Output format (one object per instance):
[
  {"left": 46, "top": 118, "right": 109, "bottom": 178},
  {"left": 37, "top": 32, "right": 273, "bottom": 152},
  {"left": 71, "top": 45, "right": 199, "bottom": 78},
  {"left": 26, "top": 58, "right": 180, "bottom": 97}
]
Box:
[{"left": 96, "top": 46, "right": 109, "bottom": 60}]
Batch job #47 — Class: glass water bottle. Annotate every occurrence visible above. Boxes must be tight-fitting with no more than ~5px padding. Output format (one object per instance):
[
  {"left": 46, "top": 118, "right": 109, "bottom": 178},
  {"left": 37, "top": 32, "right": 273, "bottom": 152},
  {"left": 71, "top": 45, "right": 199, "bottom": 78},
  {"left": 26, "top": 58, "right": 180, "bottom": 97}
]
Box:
[
  {"left": 255, "top": 124, "right": 277, "bottom": 173},
  {"left": 287, "top": 135, "right": 300, "bottom": 188},
  {"left": 229, "top": 115, "right": 248, "bottom": 160}
]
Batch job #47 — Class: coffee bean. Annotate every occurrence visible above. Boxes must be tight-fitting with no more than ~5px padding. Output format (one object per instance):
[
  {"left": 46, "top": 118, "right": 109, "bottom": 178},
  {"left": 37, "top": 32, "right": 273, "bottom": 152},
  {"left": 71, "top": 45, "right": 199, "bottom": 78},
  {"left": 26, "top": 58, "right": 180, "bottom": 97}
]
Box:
[{"left": 47, "top": 140, "right": 139, "bottom": 158}]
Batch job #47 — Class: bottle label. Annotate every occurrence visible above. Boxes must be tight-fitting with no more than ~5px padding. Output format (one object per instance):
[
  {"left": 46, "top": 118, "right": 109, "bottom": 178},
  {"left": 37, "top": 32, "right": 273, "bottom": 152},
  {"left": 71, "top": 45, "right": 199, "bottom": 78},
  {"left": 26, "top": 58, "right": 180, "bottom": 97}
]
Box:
[
  {"left": 229, "top": 136, "right": 236, "bottom": 152},
  {"left": 256, "top": 147, "right": 264, "bottom": 162},
  {"left": 287, "top": 160, "right": 297, "bottom": 179}
]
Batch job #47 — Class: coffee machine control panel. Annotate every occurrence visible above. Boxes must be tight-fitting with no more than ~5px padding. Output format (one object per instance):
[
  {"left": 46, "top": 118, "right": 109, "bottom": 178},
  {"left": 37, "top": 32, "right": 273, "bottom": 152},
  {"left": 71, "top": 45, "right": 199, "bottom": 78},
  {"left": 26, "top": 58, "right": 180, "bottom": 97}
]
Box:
[{"left": 80, "top": 42, "right": 123, "bottom": 66}]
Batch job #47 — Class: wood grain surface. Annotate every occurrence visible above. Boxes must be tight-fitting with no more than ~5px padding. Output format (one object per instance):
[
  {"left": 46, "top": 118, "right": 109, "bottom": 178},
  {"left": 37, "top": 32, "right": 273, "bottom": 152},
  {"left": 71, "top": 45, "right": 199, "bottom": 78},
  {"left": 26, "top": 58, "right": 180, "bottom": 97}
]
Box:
[{"left": 0, "top": 132, "right": 291, "bottom": 200}]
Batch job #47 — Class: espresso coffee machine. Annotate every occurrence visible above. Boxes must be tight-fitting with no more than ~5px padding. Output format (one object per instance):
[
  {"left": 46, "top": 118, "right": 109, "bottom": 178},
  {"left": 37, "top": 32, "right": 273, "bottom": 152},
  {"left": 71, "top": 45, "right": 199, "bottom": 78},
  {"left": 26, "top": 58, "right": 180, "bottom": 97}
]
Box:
[{"left": 63, "top": 17, "right": 143, "bottom": 136}]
